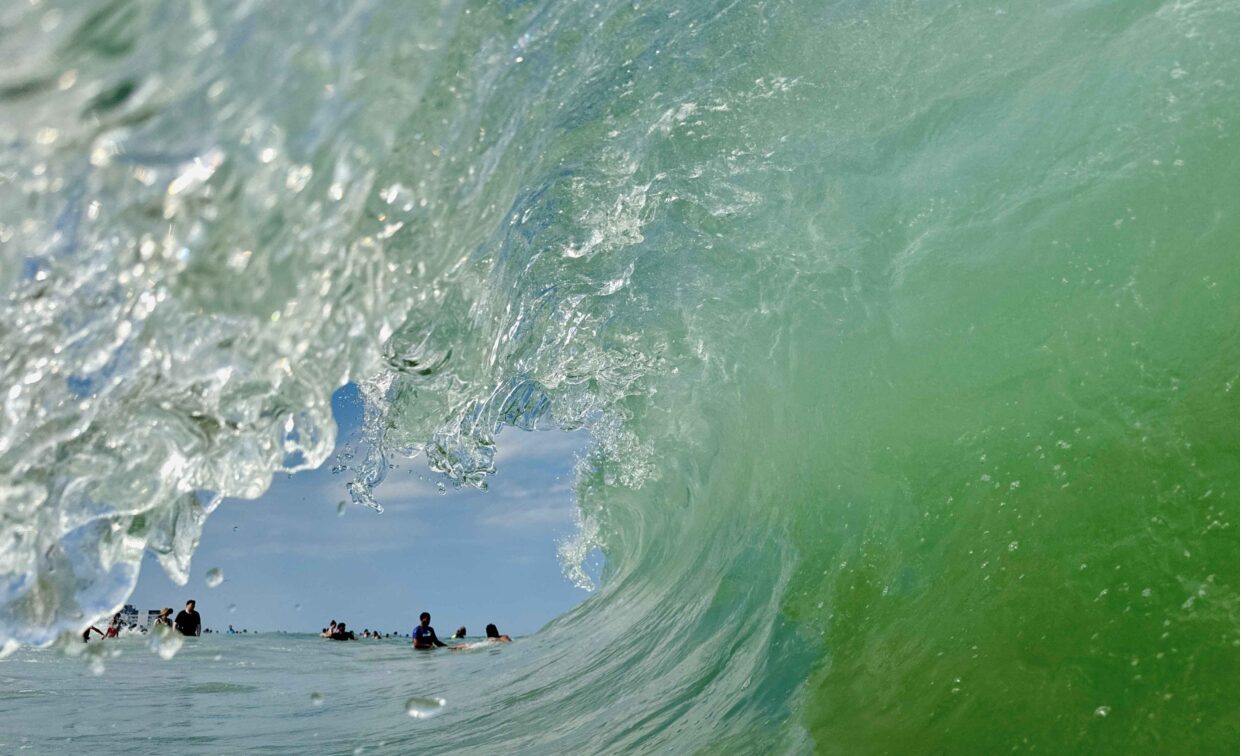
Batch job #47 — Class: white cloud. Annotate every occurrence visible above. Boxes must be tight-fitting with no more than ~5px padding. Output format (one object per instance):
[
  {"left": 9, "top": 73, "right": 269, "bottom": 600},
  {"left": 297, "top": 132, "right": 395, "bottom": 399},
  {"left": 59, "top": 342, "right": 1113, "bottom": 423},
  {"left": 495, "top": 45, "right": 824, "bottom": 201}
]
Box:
[
  {"left": 493, "top": 429, "right": 591, "bottom": 466},
  {"left": 476, "top": 499, "right": 579, "bottom": 529}
]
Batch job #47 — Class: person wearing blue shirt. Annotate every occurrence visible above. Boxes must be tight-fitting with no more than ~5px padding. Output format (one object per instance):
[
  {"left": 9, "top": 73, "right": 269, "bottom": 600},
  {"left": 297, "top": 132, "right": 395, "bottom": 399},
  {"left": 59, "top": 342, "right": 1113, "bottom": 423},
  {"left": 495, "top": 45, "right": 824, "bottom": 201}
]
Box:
[{"left": 412, "top": 611, "right": 446, "bottom": 649}]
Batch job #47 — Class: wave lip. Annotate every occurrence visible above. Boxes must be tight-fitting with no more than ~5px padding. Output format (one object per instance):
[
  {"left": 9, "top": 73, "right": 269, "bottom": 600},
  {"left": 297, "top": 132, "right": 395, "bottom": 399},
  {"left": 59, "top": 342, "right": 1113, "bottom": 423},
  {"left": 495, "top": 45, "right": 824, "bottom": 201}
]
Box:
[{"left": 4, "top": 0, "right": 1240, "bottom": 752}]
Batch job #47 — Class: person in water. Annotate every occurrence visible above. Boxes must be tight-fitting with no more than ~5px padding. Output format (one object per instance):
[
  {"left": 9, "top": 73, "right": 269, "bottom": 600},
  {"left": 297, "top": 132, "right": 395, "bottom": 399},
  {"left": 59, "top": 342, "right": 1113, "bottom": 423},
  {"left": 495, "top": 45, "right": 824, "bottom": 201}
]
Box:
[
  {"left": 412, "top": 612, "right": 446, "bottom": 649},
  {"left": 82, "top": 625, "right": 104, "bottom": 642},
  {"left": 104, "top": 613, "right": 122, "bottom": 638},
  {"left": 330, "top": 622, "right": 355, "bottom": 640},
  {"left": 174, "top": 600, "right": 201, "bottom": 637},
  {"left": 451, "top": 626, "right": 467, "bottom": 639},
  {"left": 154, "top": 608, "right": 173, "bottom": 628},
  {"left": 449, "top": 623, "right": 512, "bottom": 650}
]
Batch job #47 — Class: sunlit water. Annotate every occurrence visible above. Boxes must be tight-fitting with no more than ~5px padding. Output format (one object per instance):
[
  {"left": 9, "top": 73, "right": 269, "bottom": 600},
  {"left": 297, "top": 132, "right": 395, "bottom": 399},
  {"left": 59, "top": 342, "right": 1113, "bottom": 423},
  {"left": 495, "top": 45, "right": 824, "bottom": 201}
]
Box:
[{"left": 2, "top": 0, "right": 1239, "bottom": 752}]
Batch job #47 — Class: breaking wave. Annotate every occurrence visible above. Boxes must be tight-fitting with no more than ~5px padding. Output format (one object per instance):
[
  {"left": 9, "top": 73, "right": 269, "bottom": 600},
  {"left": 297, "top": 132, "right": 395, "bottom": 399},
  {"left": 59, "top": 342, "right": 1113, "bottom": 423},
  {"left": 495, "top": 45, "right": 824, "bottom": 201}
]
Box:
[{"left": 2, "top": 0, "right": 1238, "bottom": 750}]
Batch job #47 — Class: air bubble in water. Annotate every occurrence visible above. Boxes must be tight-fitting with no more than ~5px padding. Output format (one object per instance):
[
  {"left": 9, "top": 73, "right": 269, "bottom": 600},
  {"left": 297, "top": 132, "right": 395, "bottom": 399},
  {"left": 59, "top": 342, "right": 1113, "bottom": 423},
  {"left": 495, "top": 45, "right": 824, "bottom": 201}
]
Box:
[
  {"left": 405, "top": 696, "right": 447, "bottom": 719},
  {"left": 148, "top": 626, "right": 184, "bottom": 660},
  {"left": 205, "top": 568, "right": 224, "bottom": 587},
  {"left": 1095, "top": 705, "right": 1111, "bottom": 718},
  {"left": 310, "top": 692, "right": 324, "bottom": 706},
  {"left": 158, "top": 634, "right": 184, "bottom": 660}
]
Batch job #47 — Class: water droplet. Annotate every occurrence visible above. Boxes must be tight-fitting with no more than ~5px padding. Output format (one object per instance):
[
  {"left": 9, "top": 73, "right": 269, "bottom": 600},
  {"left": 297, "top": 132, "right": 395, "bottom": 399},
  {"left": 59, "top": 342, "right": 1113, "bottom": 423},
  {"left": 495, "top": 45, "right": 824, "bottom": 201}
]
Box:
[
  {"left": 205, "top": 567, "right": 224, "bottom": 587},
  {"left": 405, "top": 696, "right": 447, "bottom": 719},
  {"left": 310, "top": 692, "right": 324, "bottom": 706},
  {"left": 1008, "top": 541, "right": 1019, "bottom": 552},
  {"left": 148, "top": 627, "right": 184, "bottom": 660},
  {"left": 1095, "top": 705, "right": 1111, "bottom": 718},
  {"left": 87, "top": 657, "right": 106, "bottom": 676},
  {"left": 435, "top": 481, "right": 446, "bottom": 495},
  {"left": 337, "top": 501, "right": 348, "bottom": 517},
  {"left": 158, "top": 634, "right": 183, "bottom": 660}
]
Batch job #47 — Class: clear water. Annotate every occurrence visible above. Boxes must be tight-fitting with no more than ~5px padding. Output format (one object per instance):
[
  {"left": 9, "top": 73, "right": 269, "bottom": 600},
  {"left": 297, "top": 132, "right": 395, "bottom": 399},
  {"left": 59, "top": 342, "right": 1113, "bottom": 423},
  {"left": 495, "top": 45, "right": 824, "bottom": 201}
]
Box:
[{"left": 2, "top": 0, "right": 1239, "bottom": 752}]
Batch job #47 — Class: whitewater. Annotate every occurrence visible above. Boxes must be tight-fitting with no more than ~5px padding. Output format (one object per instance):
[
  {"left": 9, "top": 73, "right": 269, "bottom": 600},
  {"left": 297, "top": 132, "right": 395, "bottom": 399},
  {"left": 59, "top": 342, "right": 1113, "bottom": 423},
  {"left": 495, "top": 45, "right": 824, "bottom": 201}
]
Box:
[{"left": 2, "top": 0, "right": 1238, "bottom": 752}]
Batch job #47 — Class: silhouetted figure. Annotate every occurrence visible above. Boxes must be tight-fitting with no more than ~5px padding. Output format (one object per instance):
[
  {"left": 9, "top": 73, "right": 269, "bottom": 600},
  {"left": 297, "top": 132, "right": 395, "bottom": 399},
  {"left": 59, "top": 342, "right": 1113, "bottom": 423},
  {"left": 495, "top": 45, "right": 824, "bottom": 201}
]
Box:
[
  {"left": 485, "top": 624, "right": 512, "bottom": 642},
  {"left": 174, "top": 600, "right": 201, "bottom": 637}
]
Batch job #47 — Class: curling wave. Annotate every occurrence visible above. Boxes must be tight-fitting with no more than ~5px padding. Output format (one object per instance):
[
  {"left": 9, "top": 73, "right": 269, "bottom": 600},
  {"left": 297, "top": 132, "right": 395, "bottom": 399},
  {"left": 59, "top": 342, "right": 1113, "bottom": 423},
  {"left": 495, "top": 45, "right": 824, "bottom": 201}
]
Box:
[{"left": 2, "top": 0, "right": 1239, "bottom": 750}]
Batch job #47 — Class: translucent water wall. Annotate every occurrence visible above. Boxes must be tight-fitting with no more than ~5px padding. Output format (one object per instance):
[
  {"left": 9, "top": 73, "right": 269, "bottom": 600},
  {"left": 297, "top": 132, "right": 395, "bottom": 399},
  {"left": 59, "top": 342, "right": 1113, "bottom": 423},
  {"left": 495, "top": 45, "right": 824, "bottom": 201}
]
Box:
[{"left": 2, "top": 0, "right": 1238, "bottom": 750}]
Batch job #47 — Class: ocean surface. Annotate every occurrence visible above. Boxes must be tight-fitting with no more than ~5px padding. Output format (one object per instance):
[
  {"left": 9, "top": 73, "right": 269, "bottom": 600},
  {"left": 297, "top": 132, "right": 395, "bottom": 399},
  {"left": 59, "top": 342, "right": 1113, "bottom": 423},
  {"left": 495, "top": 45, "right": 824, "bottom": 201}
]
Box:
[
  {"left": 0, "top": 633, "right": 560, "bottom": 754},
  {"left": 2, "top": 0, "right": 1239, "bottom": 752}
]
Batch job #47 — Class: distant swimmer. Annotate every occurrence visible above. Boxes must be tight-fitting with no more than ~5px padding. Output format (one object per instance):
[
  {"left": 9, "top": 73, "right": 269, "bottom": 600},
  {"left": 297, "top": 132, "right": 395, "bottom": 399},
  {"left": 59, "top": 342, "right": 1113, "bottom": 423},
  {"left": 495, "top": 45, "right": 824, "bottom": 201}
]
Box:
[
  {"left": 154, "top": 608, "right": 173, "bottom": 628},
  {"left": 449, "top": 623, "right": 511, "bottom": 650},
  {"left": 330, "top": 622, "right": 356, "bottom": 640},
  {"left": 451, "top": 626, "right": 467, "bottom": 639},
  {"left": 321, "top": 620, "right": 336, "bottom": 638},
  {"left": 412, "top": 612, "right": 446, "bottom": 649},
  {"left": 82, "top": 626, "right": 104, "bottom": 642},
  {"left": 174, "top": 600, "right": 202, "bottom": 637}
]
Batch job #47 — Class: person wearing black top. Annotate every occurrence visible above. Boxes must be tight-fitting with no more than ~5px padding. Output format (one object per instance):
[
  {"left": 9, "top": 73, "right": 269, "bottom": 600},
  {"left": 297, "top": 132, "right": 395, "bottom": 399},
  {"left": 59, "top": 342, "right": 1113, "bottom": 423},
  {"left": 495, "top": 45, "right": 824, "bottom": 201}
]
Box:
[
  {"left": 174, "top": 600, "right": 201, "bottom": 637},
  {"left": 329, "top": 622, "right": 356, "bottom": 640}
]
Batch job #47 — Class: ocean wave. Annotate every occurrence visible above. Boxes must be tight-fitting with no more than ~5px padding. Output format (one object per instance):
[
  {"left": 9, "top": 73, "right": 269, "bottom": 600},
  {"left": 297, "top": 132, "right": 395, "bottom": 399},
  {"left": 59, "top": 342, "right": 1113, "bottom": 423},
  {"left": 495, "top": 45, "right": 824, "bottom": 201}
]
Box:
[{"left": 2, "top": 0, "right": 1239, "bottom": 750}]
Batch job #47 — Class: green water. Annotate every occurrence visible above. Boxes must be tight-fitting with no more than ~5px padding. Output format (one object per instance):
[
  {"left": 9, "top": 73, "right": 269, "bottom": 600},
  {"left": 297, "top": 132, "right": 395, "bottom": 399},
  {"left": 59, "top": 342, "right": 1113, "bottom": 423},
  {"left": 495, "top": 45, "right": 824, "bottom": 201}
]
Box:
[{"left": 1, "top": 0, "right": 1238, "bottom": 751}]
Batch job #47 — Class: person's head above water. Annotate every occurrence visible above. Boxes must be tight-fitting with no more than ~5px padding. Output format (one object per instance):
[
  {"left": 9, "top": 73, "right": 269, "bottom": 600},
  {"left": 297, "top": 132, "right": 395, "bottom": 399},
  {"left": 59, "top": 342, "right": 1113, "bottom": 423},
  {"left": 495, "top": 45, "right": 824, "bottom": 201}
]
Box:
[
  {"left": 419, "top": 612, "right": 431, "bottom": 626},
  {"left": 485, "top": 624, "right": 500, "bottom": 638}
]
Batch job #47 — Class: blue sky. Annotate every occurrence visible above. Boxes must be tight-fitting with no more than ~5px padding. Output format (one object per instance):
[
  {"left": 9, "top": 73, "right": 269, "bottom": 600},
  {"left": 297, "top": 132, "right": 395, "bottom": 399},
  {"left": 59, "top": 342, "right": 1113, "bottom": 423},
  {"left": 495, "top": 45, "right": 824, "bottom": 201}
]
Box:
[{"left": 128, "top": 385, "right": 594, "bottom": 637}]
